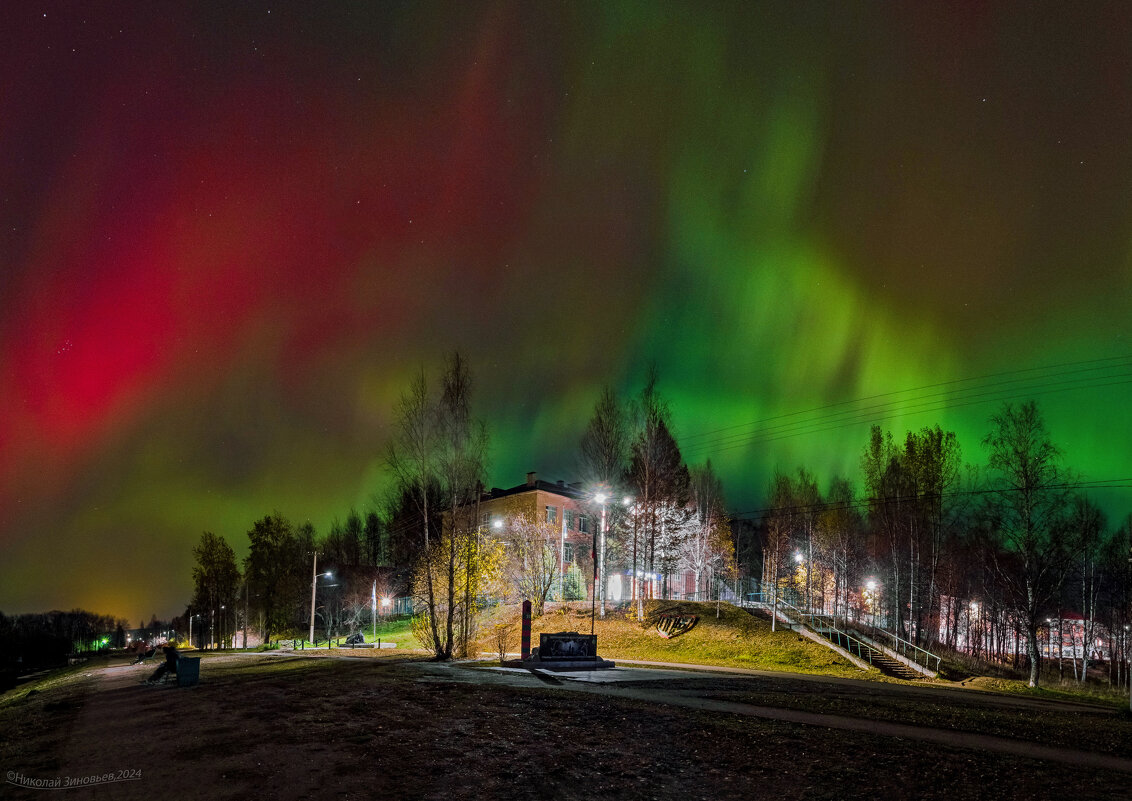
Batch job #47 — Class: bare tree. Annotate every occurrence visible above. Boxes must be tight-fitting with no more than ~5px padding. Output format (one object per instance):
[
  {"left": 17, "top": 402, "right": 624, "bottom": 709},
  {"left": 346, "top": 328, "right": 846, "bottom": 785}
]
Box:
[
  {"left": 501, "top": 514, "right": 562, "bottom": 617},
  {"left": 764, "top": 471, "right": 794, "bottom": 632},
  {"left": 436, "top": 352, "right": 489, "bottom": 658},
  {"left": 816, "top": 477, "right": 862, "bottom": 626},
  {"left": 386, "top": 369, "right": 444, "bottom": 657},
  {"left": 983, "top": 400, "right": 1073, "bottom": 688},
  {"left": 388, "top": 354, "right": 489, "bottom": 660},
  {"left": 1068, "top": 495, "right": 1106, "bottom": 681},
  {"left": 628, "top": 369, "right": 690, "bottom": 615},
  {"left": 687, "top": 461, "right": 729, "bottom": 600},
  {"left": 580, "top": 385, "right": 629, "bottom": 486}
]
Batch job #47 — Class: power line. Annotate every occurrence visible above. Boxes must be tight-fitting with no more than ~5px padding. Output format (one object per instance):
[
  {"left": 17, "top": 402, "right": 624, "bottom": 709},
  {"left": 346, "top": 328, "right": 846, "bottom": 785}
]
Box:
[
  {"left": 682, "top": 354, "right": 1130, "bottom": 444},
  {"left": 683, "top": 358, "right": 1132, "bottom": 457},
  {"left": 730, "top": 478, "right": 1132, "bottom": 521},
  {"left": 689, "top": 375, "right": 1132, "bottom": 457}
]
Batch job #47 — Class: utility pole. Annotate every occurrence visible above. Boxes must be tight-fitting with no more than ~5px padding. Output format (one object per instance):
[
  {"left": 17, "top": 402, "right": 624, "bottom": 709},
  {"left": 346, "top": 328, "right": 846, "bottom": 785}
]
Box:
[{"left": 309, "top": 551, "right": 318, "bottom": 646}]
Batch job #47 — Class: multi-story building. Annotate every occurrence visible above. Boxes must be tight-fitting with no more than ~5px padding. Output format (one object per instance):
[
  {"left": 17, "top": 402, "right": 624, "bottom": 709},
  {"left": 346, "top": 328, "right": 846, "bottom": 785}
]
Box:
[{"left": 477, "top": 472, "right": 595, "bottom": 598}]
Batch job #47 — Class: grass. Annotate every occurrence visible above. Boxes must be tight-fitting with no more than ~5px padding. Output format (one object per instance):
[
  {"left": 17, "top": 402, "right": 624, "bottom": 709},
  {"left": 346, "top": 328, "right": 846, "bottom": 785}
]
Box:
[
  {"left": 360, "top": 614, "right": 417, "bottom": 647},
  {"left": 672, "top": 673, "right": 1132, "bottom": 758},
  {"left": 965, "top": 675, "right": 1130, "bottom": 709},
  {"left": 471, "top": 600, "right": 868, "bottom": 678},
  {"left": 0, "top": 657, "right": 105, "bottom": 710}
]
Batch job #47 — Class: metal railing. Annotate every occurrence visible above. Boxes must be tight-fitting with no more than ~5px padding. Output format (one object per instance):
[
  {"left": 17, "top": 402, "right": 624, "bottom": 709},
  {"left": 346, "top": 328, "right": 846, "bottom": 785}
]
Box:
[
  {"left": 744, "top": 580, "right": 955, "bottom": 672},
  {"left": 804, "top": 611, "right": 876, "bottom": 665},
  {"left": 855, "top": 623, "right": 942, "bottom": 674},
  {"left": 744, "top": 585, "right": 876, "bottom": 666}
]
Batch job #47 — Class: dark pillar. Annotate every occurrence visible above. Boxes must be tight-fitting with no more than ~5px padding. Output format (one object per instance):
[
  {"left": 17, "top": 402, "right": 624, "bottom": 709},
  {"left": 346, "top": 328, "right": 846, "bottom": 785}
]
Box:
[{"left": 521, "top": 600, "right": 532, "bottom": 660}]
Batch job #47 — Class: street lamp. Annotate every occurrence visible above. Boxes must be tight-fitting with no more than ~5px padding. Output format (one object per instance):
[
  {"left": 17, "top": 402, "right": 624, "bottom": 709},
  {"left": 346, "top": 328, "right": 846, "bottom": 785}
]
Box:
[
  {"left": 594, "top": 493, "right": 608, "bottom": 621},
  {"left": 863, "top": 580, "right": 878, "bottom": 627},
  {"left": 309, "top": 550, "right": 333, "bottom": 646}
]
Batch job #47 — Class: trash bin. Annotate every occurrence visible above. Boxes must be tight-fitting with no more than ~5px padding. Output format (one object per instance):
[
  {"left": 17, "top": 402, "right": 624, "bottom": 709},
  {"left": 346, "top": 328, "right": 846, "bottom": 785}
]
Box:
[{"left": 177, "top": 656, "right": 200, "bottom": 687}]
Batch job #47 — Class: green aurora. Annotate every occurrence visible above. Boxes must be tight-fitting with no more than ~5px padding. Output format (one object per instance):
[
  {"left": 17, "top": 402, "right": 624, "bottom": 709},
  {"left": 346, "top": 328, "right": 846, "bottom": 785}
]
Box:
[{"left": 0, "top": 3, "right": 1128, "bottom": 619}]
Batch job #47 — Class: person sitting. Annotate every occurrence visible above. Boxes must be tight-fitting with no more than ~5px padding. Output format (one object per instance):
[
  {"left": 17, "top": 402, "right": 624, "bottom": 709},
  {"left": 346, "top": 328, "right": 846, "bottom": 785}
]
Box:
[{"left": 144, "top": 641, "right": 179, "bottom": 684}]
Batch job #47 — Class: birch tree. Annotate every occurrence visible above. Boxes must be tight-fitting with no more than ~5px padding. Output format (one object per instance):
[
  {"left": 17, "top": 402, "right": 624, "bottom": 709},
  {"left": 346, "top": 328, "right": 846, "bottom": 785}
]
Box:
[{"left": 983, "top": 400, "right": 1073, "bottom": 688}]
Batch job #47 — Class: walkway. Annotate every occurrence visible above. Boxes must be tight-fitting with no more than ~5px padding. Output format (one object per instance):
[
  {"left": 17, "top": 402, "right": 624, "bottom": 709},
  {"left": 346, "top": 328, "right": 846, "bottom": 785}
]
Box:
[{"left": 405, "top": 658, "right": 1132, "bottom": 774}]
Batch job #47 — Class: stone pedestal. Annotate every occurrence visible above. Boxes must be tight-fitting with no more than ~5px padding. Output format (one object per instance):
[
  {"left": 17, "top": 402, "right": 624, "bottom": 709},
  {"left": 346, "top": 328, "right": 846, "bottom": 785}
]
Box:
[{"left": 519, "top": 632, "right": 615, "bottom": 671}]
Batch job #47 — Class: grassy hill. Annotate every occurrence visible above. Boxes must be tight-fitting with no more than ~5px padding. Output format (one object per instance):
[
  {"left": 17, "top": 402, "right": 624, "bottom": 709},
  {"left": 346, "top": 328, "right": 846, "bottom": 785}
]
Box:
[{"left": 471, "top": 600, "right": 867, "bottom": 678}]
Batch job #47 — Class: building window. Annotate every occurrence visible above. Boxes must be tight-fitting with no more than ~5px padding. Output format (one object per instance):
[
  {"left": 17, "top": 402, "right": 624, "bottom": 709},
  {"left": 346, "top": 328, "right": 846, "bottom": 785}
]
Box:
[
  {"left": 564, "top": 543, "right": 575, "bottom": 562},
  {"left": 546, "top": 505, "right": 558, "bottom": 524},
  {"left": 564, "top": 509, "right": 575, "bottom": 529},
  {"left": 577, "top": 515, "right": 589, "bottom": 534}
]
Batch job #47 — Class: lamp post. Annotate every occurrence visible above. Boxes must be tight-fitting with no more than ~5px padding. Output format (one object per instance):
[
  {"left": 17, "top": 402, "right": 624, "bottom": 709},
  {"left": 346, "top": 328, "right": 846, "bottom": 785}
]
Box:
[
  {"left": 309, "top": 551, "right": 319, "bottom": 646},
  {"left": 308, "top": 552, "right": 333, "bottom": 646},
  {"left": 220, "top": 605, "right": 226, "bottom": 650},
  {"left": 596, "top": 494, "right": 608, "bottom": 618}
]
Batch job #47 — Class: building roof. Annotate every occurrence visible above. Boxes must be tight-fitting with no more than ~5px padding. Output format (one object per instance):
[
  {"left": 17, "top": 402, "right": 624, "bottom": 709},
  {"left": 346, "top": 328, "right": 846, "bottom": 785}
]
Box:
[{"left": 483, "top": 472, "right": 587, "bottom": 503}]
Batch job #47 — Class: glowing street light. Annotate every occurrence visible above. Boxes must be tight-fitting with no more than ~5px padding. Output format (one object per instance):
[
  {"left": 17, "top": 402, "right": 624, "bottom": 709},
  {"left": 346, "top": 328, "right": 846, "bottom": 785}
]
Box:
[
  {"left": 592, "top": 492, "right": 609, "bottom": 628},
  {"left": 309, "top": 550, "right": 333, "bottom": 646}
]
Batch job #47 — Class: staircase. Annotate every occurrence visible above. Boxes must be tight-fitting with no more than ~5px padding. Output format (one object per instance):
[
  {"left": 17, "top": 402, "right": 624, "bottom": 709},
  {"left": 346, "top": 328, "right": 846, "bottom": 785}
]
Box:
[
  {"left": 864, "top": 649, "right": 923, "bottom": 680},
  {"left": 743, "top": 584, "right": 938, "bottom": 680}
]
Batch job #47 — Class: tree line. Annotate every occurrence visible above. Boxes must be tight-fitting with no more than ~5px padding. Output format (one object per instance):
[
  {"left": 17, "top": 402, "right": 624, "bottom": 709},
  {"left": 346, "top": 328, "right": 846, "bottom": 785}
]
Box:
[
  {"left": 758, "top": 399, "right": 1131, "bottom": 689},
  {"left": 188, "top": 356, "right": 737, "bottom": 659},
  {"left": 0, "top": 609, "right": 131, "bottom": 684},
  {"left": 185, "top": 353, "right": 1128, "bottom": 691}
]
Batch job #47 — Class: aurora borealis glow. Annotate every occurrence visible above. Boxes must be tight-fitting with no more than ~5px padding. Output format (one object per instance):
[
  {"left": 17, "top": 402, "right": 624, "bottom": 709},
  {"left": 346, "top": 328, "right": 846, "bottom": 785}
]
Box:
[{"left": 1, "top": 3, "right": 1129, "bottom": 621}]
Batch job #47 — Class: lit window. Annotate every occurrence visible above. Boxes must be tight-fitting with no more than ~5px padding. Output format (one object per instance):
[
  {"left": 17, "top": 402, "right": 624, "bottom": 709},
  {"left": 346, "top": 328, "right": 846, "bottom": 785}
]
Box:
[{"left": 546, "top": 506, "right": 558, "bottom": 524}]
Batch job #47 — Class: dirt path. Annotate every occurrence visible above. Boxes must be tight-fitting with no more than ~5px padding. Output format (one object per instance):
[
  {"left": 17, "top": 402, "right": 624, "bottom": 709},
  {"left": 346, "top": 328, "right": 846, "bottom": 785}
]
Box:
[
  {"left": 6, "top": 653, "right": 1128, "bottom": 801},
  {"left": 50, "top": 660, "right": 166, "bottom": 798},
  {"left": 610, "top": 658, "right": 1119, "bottom": 715},
  {"left": 406, "top": 660, "right": 1132, "bottom": 773}
]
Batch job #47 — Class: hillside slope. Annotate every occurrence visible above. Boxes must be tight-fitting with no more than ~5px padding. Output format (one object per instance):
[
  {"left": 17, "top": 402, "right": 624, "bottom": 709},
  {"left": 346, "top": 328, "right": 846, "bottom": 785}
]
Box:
[{"left": 473, "top": 600, "right": 867, "bottom": 678}]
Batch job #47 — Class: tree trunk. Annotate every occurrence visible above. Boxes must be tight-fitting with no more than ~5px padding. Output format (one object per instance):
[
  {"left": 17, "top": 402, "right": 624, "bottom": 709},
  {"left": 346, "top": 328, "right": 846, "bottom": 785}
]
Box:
[{"left": 1027, "top": 622, "right": 1041, "bottom": 687}]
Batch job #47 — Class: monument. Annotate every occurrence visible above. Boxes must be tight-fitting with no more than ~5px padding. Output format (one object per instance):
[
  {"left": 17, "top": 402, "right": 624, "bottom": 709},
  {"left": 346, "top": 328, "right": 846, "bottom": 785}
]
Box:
[{"left": 519, "top": 631, "right": 615, "bottom": 671}]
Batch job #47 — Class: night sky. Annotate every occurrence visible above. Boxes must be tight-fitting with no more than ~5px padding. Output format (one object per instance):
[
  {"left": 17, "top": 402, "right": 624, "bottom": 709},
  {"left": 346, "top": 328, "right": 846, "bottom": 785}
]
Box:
[{"left": 2, "top": 2, "right": 1129, "bottom": 621}]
